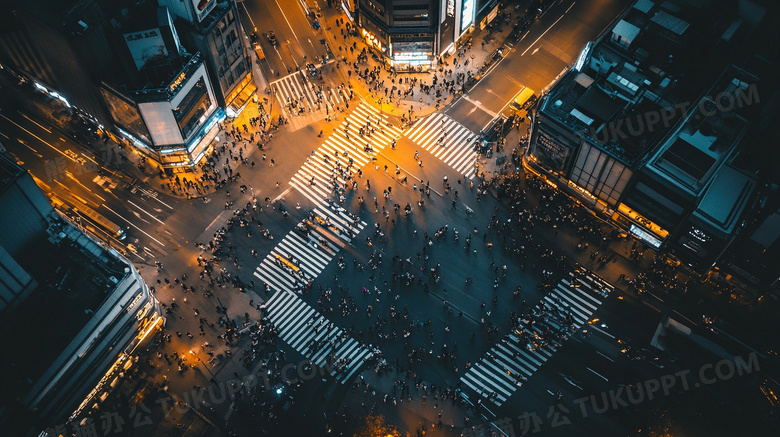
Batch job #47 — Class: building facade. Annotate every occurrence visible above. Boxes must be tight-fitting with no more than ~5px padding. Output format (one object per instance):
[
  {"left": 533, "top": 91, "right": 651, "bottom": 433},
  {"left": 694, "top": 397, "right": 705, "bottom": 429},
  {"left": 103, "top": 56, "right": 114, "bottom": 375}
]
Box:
[
  {"left": 0, "top": 0, "right": 253, "bottom": 169},
  {"left": 0, "top": 154, "right": 164, "bottom": 435},
  {"left": 353, "top": 0, "right": 489, "bottom": 70},
  {"left": 160, "top": 0, "right": 255, "bottom": 116},
  {"left": 97, "top": 4, "right": 223, "bottom": 168},
  {"left": 523, "top": 0, "right": 765, "bottom": 271}
]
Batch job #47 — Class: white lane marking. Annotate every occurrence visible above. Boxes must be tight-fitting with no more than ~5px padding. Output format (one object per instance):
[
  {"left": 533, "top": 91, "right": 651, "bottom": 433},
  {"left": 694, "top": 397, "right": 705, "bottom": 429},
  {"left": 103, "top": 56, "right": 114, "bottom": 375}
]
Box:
[
  {"left": 673, "top": 310, "right": 698, "bottom": 327},
  {"left": 275, "top": 0, "right": 300, "bottom": 44},
  {"left": 128, "top": 200, "right": 164, "bottom": 225},
  {"left": 20, "top": 112, "right": 51, "bottom": 132},
  {"left": 0, "top": 113, "right": 70, "bottom": 159},
  {"left": 587, "top": 367, "right": 609, "bottom": 382},
  {"left": 590, "top": 325, "right": 615, "bottom": 339},
  {"left": 597, "top": 351, "right": 615, "bottom": 362},
  {"left": 521, "top": 3, "right": 573, "bottom": 57},
  {"left": 102, "top": 204, "right": 166, "bottom": 247}
]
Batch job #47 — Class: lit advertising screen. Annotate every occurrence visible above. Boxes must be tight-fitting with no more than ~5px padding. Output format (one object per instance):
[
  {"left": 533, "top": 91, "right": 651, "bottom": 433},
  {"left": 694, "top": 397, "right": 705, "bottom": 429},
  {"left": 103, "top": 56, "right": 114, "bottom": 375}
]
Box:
[
  {"left": 193, "top": 0, "right": 216, "bottom": 22},
  {"left": 124, "top": 29, "right": 168, "bottom": 70},
  {"left": 461, "top": 0, "right": 475, "bottom": 31}
]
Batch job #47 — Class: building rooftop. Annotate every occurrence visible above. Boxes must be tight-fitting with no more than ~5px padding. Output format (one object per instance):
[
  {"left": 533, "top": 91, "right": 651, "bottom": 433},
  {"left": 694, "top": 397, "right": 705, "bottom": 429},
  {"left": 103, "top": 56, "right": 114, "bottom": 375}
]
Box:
[
  {"left": 692, "top": 165, "right": 756, "bottom": 237},
  {"left": 538, "top": 0, "right": 731, "bottom": 165},
  {"left": 751, "top": 208, "right": 780, "bottom": 250},
  {"left": 0, "top": 215, "right": 128, "bottom": 410},
  {"left": 645, "top": 65, "right": 756, "bottom": 195},
  {"left": 131, "top": 51, "right": 203, "bottom": 102},
  {"left": 188, "top": 0, "right": 231, "bottom": 35}
]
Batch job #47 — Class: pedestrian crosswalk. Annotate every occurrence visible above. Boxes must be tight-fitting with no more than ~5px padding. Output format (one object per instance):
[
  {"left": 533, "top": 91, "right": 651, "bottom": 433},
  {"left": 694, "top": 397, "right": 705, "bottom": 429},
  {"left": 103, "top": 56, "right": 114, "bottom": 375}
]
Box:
[
  {"left": 262, "top": 288, "right": 377, "bottom": 383},
  {"left": 405, "top": 112, "right": 478, "bottom": 180},
  {"left": 290, "top": 102, "right": 403, "bottom": 206},
  {"left": 271, "top": 71, "right": 349, "bottom": 120},
  {"left": 254, "top": 204, "right": 367, "bottom": 293},
  {"left": 459, "top": 269, "right": 613, "bottom": 406}
]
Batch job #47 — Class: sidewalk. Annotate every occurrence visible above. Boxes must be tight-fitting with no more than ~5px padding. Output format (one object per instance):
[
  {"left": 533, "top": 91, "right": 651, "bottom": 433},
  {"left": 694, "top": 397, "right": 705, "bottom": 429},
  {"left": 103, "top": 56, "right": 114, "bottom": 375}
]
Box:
[
  {"left": 113, "top": 95, "right": 279, "bottom": 201},
  {"left": 312, "top": 0, "right": 523, "bottom": 123}
]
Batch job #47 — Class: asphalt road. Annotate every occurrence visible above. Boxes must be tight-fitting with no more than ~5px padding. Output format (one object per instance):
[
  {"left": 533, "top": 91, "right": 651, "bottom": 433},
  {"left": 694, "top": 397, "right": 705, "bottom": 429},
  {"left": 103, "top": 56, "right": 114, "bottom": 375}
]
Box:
[
  {"left": 447, "top": 0, "right": 633, "bottom": 133},
  {"left": 240, "top": 0, "right": 328, "bottom": 77},
  {"left": 1, "top": 0, "right": 775, "bottom": 435},
  {"left": 0, "top": 79, "right": 219, "bottom": 263}
]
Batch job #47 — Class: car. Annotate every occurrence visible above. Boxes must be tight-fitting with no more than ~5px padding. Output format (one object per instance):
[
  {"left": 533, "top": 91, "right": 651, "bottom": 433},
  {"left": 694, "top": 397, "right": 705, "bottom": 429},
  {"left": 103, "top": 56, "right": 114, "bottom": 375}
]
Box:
[
  {"left": 509, "top": 86, "right": 536, "bottom": 112},
  {"left": 249, "top": 31, "right": 259, "bottom": 44},
  {"left": 266, "top": 31, "right": 277, "bottom": 47}
]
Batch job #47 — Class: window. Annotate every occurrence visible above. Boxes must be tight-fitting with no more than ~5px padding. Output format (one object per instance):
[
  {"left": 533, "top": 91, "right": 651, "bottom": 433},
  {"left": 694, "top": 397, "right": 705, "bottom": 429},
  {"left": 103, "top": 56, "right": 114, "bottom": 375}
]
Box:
[
  {"left": 225, "top": 29, "right": 237, "bottom": 48},
  {"left": 364, "top": 0, "right": 385, "bottom": 17},
  {"left": 570, "top": 142, "right": 632, "bottom": 206},
  {"left": 173, "top": 77, "right": 212, "bottom": 139},
  {"left": 233, "top": 60, "right": 246, "bottom": 79}
]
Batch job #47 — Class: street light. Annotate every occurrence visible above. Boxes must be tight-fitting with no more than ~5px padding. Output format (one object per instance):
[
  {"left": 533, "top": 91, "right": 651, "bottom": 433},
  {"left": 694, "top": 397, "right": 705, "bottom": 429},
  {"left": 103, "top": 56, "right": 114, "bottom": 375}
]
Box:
[{"left": 189, "top": 350, "right": 217, "bottom": 382}]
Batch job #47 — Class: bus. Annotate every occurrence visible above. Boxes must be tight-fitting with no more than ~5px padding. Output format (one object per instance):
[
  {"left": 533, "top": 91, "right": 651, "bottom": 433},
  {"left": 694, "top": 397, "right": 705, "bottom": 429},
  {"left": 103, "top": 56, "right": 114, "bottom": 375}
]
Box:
[{"left": 74, "top": 204, "right": 126, "bottom": 240}]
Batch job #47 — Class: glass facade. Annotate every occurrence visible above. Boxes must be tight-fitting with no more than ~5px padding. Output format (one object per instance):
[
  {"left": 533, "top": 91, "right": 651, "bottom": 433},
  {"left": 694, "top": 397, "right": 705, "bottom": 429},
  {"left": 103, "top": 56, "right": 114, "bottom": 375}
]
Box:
[
  {"left": 173, "top": 77, "right": 212, "bottom": 140},
  {"left": 570, "top": 142, "right": 632, "bottom": 207}
]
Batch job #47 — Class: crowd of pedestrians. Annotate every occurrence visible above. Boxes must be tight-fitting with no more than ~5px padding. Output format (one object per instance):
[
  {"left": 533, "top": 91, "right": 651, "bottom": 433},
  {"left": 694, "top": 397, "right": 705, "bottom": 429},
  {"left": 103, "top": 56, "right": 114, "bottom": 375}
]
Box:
[{"left": 162, "top": 101, "right": 277, "bottom": 198}]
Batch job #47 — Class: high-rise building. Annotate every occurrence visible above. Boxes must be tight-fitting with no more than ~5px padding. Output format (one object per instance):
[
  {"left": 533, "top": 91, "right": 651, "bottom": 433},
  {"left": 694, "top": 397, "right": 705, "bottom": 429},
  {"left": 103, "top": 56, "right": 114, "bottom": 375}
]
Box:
[
  {"left": 0, "top": 154, "right": 164, "bottom": 435},
  {"left": 98, "top": 3, "right": 224, "bottom": 167},
  {"left": 0, "top": 0, "right": 116, "bottom": 129},
  {"left": 523, "top": 0, "right": 769, "bottom": 271},
  {"left": 353, "top": 0, "right": 494, "bottom": 70},
  {"left": 0, "top": 0, "right": 255, "bottom": 169},
  {"left": 159, "top": 0, "right": 255, "bottom": 116}
]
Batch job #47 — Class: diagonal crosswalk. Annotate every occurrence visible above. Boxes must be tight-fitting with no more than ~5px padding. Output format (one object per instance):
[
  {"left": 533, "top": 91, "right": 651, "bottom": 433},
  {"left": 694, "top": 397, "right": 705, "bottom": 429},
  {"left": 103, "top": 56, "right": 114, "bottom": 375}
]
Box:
[
  {"left": 290, "top": 102, "right": 403, "bottom": 206},
  {"left": 254, "top": 204, "right": 366, "bottom": 293},
  {"left": 405, "top": 112, "right": 478, "bottom": 179},
  {"left": 459, "top": 269, "right": 613, "bottom": 406},
  {"left": 262, "top": 288, "right": 376, "bottom": 383},
  {"left": 271, "top": 72, "right": 349, "bottom": 120}
]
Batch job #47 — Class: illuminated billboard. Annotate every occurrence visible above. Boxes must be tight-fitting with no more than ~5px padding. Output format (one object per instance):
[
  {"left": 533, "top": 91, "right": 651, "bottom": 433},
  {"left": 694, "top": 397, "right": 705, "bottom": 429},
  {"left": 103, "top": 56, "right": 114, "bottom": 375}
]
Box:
[
  {"left": 124, "top": 29, "right": 168, "bottom": 71},
  {"left": 193, "top": 0, "right": 216, "bottom": 22},
  {"left": 461, "top": 0, "right": 475, "bottom": 31}
]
